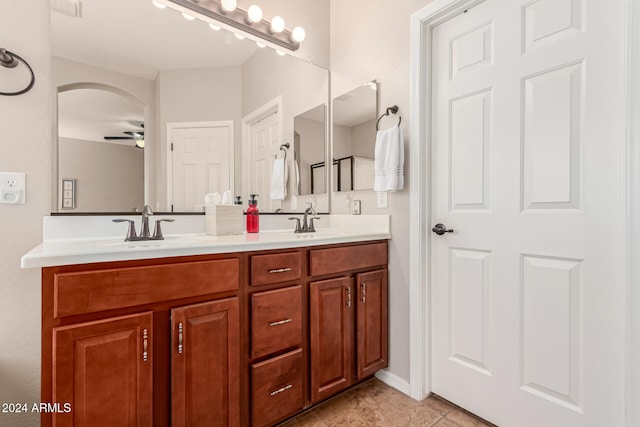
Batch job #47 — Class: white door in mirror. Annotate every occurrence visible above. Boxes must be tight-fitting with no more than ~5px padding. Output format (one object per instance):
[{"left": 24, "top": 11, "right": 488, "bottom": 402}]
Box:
[{"left": 0, "top": 172, "right": 25, "bottom": 204}]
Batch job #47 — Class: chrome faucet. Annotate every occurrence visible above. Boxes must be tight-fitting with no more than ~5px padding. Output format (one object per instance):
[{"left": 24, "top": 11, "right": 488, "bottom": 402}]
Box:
[
  {"left": 113, "top": 205, "right": 175, "bottom": 241},
  {"left": 289, "top": 203, "right": 320, "bottom": 233}
]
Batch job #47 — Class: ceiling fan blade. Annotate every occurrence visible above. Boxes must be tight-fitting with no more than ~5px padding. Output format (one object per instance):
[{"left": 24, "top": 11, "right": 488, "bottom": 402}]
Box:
[
  {"left": 123, "top": 131, "right": 144, "bottom": 137},
  {"left": 104, "top": 136, "right": 133, "bottom": 140}
]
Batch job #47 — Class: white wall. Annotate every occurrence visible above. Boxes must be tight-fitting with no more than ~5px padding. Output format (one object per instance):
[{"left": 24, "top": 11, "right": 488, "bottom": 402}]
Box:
[
  {"left": 330, "top": 0, "right": 434, "bottom": 386},
  {"left": 0, "top": 1, "right": 50, "bottom": 426},
  {"left": 58, "top": 138, "right": 144, "bottom": 212}
]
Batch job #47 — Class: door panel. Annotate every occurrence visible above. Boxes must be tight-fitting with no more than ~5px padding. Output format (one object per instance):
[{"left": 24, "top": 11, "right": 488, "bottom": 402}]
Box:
[
  {"left": 430, "top": 0, "right": 624, "bottom": 426},
  {"left": 356, "top": 270, "right": 388, "bottom": 379},
  {"left": 171, "top": 124, "right": 232, "bottom": 211},
  {"left": 309, "top": 277, "right": 352, "bottom": 403},
  {"left": 171, "top": 298, "right": 240, "bottom": 427},
  {"left": 53, "top": 312, "right": 153, "bottom": 427},
  {"left": 249, "top": 111, "right": 279, "bottom": 212}
]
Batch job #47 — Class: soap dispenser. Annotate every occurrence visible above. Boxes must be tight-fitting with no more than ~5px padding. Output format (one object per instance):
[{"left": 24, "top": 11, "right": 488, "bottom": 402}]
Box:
[{"left": 246, "top": 194, "right": 259, "bottom": 233}]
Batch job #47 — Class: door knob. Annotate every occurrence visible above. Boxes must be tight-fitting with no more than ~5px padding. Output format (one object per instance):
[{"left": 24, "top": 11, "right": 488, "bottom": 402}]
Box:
[{"left": 432, "top": 223, "right": 454, "bottom": 235}]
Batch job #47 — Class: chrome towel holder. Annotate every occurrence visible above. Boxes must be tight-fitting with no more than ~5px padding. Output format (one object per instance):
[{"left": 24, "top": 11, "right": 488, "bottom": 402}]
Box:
[
  {"left": 275, "top": 142, "right": 290, "bottom": 160},
  {"left": 376, "top": 105, "right": 402, "bottom": 130},
  {"left": 0, "top": 48, "right": 35, "bottom": 96}
]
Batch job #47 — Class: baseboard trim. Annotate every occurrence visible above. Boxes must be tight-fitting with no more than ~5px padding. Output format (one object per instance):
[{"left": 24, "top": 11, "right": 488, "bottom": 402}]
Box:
[{"left": 375, "top": 369, "right": 413, "bottom": 397}]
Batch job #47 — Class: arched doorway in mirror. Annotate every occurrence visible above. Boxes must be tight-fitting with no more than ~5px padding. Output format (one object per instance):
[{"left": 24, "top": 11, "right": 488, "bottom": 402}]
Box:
[{"left": 55, "top": 83, "right": 146, "bottom": 213}]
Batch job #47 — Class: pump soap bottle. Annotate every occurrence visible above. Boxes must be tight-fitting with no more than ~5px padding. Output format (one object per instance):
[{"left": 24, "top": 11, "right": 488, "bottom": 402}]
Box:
[{"left": 246, "top": 194, "right": 259, "bottom": 233}]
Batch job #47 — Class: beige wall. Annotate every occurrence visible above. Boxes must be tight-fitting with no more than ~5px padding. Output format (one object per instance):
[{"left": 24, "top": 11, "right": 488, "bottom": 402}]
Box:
[
  {"left": 330, "top": 0, "right": 434, "bottom": 385},
  {"left": 156, "top": 67, "right": 242, "bottom": 209},
  {"left": 58, "top": 138, "right": 144, "bottom": 212},
  {"left": 0, "top": 1, "right": 51, "bottom": 426}
]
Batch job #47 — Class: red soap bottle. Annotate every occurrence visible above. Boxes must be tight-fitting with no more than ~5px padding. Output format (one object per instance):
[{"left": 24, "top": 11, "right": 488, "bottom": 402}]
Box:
[{"left": 246, "top": 194, "right": 259, "bottom": 233}]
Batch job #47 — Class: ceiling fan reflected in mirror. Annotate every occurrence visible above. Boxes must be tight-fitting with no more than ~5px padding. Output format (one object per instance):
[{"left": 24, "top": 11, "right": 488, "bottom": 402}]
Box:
[{"left": 104, "top": 123, "right": 145, "bottom": 148}]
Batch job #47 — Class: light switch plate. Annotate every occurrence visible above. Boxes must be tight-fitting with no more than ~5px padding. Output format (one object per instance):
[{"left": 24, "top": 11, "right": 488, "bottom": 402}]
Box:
[
  {"left": 376, "top": 191, "right": 388, "bottom": 209},
  {"left": 0, "top": 172, "right": 26, "bottom": 204},
  {"left": 352, "top": 200, "right": 361, "bottom": 215}
]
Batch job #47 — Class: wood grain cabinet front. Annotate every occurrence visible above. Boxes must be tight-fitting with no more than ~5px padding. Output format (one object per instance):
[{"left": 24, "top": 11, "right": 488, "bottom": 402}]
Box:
[
  {"left": 251, "top": 349, "right": 304, "bottom": 427},
  {"left": 171, "top": 298, "right": 240, "bottom": 427},
  {"left": 52, "top": 312, "right": 153, "bottom": 427},
  {"left": 251, "top": 285, "right": 303, "bottom": 359}
]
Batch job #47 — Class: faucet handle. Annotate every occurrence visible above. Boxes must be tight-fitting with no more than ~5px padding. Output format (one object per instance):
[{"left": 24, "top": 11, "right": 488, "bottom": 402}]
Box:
[
  {"left": 288, "top": 217, "right": 302, "bottom": 233},
  {"left": 309, "top": 216, "right": 321, "bottom": 232},
  {"left": 112, "top": 219, "right": 138, "bottom": 241},
  {"left": 153, "top": 219, "right": 175, "bottom": 240}
]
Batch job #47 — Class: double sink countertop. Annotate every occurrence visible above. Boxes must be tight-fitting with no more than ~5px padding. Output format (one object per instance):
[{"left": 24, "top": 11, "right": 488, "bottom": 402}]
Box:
[{"left": 21, "top": 214, "right": 391, "bottom": 268}]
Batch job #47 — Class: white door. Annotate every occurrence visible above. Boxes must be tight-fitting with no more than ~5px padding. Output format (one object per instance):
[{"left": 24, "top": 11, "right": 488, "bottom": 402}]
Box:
[
  {"left": 170, "top": 123, "right": 233, "bottom": 211},
  {"left": 249, "top": 111, "right": 280, "bottom": 212},
  {"left": 430, "top": 1, "right": 625, "bottom": 426}
]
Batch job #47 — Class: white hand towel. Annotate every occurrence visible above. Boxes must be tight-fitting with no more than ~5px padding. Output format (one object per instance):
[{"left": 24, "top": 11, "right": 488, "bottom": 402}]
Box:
[
  {"left": 374, "top": 126, "right": 404, "bottom": 192},
  {"left": 270, "top": 157, "right": 288, "bottom": 200}
]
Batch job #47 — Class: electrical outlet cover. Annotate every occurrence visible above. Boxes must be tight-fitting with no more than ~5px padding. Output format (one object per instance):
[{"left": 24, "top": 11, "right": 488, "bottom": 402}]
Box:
[
  {"left": 377, "top": 191, "right": 388, "bottom": 208},
  {"left": 352, "top": 200, "right": 361, "bottom": 215},
  {"left": 0, "top": 172, "right": 26, "bottom": 204}
]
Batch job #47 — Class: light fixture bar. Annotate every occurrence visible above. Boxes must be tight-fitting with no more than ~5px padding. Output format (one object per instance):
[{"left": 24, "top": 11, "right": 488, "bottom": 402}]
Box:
[{"left": 166, "top": 0, "right": 301, "bottom": 51}]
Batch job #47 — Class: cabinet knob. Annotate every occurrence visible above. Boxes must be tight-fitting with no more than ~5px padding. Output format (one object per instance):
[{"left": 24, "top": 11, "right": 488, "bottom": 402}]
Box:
[
  {"left": 361, "top": 282, "right": 366, "bottom": 303},
  {"left": 346, "top": 286, "right": 352, "bottom": 308},
  {"left": 178, "top": 322, "right": 183, "bottom": 354}
]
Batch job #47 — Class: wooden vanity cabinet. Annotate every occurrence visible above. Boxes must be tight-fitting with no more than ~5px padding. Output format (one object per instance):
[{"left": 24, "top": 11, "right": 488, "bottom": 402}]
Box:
[
  {"left": 309, "top": 242, "right": 389, "bottom": 405},
  {"left": 246, "top": 251, "right": 305, "bottom": 427},
  {"left": 41, "top": 255, "right": 241, "bottom": 427}
]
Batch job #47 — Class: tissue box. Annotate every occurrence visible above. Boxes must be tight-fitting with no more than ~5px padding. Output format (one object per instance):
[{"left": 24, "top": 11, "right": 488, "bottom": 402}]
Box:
[{"left": 205, "top": 205, "right": 244, "bottom": 236}]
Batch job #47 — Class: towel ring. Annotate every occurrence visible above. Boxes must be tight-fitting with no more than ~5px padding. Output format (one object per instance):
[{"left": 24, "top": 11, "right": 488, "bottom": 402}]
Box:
[
  {"left": 376, "top": 105, "right": 402, "bottom": 131},
  {"left": 275, "top": 142, "right": 290, "bottom": 160},
  {"left": 0, "top": 48, "right": 35, "bottom": 96}
]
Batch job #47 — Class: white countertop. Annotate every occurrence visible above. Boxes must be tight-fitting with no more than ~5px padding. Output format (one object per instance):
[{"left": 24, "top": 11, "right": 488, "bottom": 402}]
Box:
[{"left": 21, "top": 215, "right": 390, "bottom": 268}]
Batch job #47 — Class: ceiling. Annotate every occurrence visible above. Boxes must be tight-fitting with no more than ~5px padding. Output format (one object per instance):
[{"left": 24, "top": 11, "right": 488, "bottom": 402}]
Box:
[{"left": 52, "top": 0, "right": 262, "bottom": 144}]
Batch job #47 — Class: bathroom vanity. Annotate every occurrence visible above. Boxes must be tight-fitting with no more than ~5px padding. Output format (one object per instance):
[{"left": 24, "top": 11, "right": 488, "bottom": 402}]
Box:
[{"left": 24, "top": 216, "right": 389, "bottom": 427}]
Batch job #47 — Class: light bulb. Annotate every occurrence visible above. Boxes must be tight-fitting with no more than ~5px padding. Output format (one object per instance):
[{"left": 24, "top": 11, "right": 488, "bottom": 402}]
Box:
[
  {"left": 256, "top": 41, "right": 266, "bottom": 48},
  {"left": 182, "top": 12, "right": 196, "bottom": 21},
  {"left": 152, "top": 1, "right": 166, "bottom": 9},
  {"left": 209, "top": 23, "right": 221, "bottom": 31},
  {"left": 291, "top": 26, "right": 306, "bottom": 43},
  {"left": 247, "top": 5, "right": 263, "bottom": 23},
  {"left": 234, "top": 33, "right": 245, "bottom": 40},
  {"left": 276, "top": 50, "right": 286, "bottom": 56},
  {"left": 221, "top": 0, "right": 237, "bottom": 13},
  {"left": 270, "top": 16, "right": 285, "bottom": 33}
]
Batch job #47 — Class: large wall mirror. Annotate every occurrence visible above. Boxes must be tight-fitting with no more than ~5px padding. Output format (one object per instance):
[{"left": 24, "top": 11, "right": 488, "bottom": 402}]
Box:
[
  {"left": 51, "top": 0, "right": 329, "bottom": 214},
  {"left": 332, "top": 81, "right": 377, "bottom": 192}
]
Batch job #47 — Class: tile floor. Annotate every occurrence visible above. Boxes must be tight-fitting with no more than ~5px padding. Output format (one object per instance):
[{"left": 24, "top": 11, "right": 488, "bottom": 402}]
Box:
[{"left": 279, "top": 379, "right": 496, "bottom": 427}]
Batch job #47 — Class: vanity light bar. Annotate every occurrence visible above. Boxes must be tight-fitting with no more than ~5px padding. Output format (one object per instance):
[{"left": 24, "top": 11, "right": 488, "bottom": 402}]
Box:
[{"left": 164, "top": 0, "right": 302, "bottom": 52}]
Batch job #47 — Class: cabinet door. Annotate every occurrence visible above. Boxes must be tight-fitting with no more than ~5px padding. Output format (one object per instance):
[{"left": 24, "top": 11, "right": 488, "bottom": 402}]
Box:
[
  {"left": 356, "top": 270, "right": 388, "bottom": 379},
  {"left": 309, "top": 277, "right": 353, "bottom": 403},
  {"left": 171, "top": 298, "right": 240, "bottom": 427},
  {"left": 52, "top": 312, "right": 153, "bottom": 427}
]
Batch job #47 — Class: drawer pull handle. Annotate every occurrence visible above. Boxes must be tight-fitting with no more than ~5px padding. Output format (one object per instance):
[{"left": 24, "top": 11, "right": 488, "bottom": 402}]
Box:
[
  {"left": 361, "top": 282, "right": 366, "bottom": 303},
  {"left": 270, "top": 318, "right": 293, "bottom": 327},
  {"left": 142, "top": 328, "right": 149, "bottom": 362},
  {"left": 269, "top": 267, "right": 293, "bottom": 274},
  {"left": 346, "top": 286, "right": 352, "bottom": 308},
  {"left": 270, "top": 384, "right": 293, "bottom": 396},
  {"left": 178, "top": 322, "right": 183, "bottom": 354}
]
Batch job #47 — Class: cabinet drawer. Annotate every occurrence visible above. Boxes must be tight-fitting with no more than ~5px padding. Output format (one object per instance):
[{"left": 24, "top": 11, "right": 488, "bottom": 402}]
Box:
[
  {"left": 251, "top": 349, "right": 304, "bottom": 427},
  {"left": 309, "top": 242, "right": 387, "bottom": 277},
  {"left": 250, "top": 252, "right": 302, "bottom": 286},
  {"left": 251, "top": 286, "right": 302, "bottom": 358},
  {"left": 53, "top": 258, "right": 240, "bottom": 318}
]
